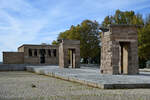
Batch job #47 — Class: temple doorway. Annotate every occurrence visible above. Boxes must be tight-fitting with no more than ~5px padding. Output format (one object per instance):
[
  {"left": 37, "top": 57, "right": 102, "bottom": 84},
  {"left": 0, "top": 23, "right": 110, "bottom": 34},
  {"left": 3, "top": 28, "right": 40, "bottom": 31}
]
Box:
[
  {"left": 69, "top": 49, "right": 76, "bottom": 68},
  {"left": 40, "top": 49, "right": 46, "bottom": 64},
  {"left": 119, "top": 42, "right": 130, "bottom": 74}
]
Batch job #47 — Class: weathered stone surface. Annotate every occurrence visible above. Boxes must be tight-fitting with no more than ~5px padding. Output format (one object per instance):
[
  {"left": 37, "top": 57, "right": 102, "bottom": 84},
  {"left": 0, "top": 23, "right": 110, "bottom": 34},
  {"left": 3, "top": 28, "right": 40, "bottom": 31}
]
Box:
[
  {"left": 59, "top": 40, "right": 80, "bottom": 68},
  {"left": 0, "top": 64, "right": 26, "bottom": 71},
  {"left": 3, "top": 52, "right": 24, "bottom": 64},
  {"left": 3, "top": 44, "right": 59, "bottom": 65},
  {"left": 26, "top": 66, "right": 150, "bottom": 89},
  {"left": 100, "top": 25, "right": 139, "bottom": 75},
  {"left": 19, "top": 44, "right": 59, "bottom": 65}
]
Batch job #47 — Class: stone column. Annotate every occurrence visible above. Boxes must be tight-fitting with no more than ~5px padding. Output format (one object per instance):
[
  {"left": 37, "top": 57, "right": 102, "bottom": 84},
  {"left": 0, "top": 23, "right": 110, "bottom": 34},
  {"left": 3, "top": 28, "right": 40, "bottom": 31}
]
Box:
[
  {"left": 37, "top": 49, "right": 40, "bottom": 64},
  {"left": 45, "top": 49, "right": 48, "bottom": 58},
  {"left": 59, "top": 44, "right": 64, "bottom": 68},
  {"left": 51, "top": 49, "right": 53, "bottom": 57},
  {"left": 32, "top": 49, "right": 34, "bottom": 57},
  {"left": 72, "top": 50, "right": 75, "bottom": 68},
  {"left": 129, "top": 41, "right": 139, "bottom": 74},
  {"left": 112, "top": 41, "right": 120, "bottom": 74},
  {"left": 70, "top": 50, "right": 73, "bottom": 67},
  {"left": 64, "top": 48, "right": 69, "bottom": 68},
  {"left": 75, "top": 48, "right": 80, "bottom": 68}
]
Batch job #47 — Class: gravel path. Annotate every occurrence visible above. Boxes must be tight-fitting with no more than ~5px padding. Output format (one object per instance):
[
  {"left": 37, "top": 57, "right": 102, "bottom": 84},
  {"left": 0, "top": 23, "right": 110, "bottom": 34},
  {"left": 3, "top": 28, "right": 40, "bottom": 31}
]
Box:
[{"left": 0, "top": 71, "right": 150, "bottom": 100}]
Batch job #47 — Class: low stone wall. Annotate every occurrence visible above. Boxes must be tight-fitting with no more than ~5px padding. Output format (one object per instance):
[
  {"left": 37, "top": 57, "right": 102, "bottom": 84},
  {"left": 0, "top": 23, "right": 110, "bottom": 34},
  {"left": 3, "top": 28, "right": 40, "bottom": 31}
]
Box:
[
  {"left": 0, "top": 64, "right": 58, "bottom": 71},
  {"left": 80, "top": 64, "right": 99, "bottom": 68},
  {"left": 0, "top": 64, "right": 26, "bottom": 71},
  {"left": 3, "top": 52, "right": 24, "bottom": 64},
  {"left": 0, "top": 64, "right": 99, "bottom": 71}
]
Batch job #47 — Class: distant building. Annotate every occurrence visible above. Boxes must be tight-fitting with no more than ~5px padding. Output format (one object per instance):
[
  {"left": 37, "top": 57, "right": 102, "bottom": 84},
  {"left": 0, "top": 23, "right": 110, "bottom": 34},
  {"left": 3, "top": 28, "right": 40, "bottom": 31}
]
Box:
[{"left": 3, "top": 44, "right": 59, "bottom": 65}]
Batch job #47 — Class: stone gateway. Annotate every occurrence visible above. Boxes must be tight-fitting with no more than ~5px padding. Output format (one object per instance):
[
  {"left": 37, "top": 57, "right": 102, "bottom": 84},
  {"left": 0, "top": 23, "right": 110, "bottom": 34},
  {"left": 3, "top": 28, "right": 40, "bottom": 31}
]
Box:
[
  {"left": 59, "top": 40, "right": 80, "bottom": 68},
  {"left": 100, "top": 24, "right": 139, "bottom": 75}
]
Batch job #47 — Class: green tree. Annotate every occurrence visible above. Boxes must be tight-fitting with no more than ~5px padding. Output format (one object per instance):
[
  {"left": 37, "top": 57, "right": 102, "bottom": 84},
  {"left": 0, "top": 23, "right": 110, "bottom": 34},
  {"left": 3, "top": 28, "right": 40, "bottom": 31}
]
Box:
[
  {"left": 102, "top": 10, "right": 144, "bottom": 26},
  {"left": 52, "top": 40, "right": 59, "bottom": 45},
  {"left": 56, "top": 20, "right": 101, "bottom": 64},
  {"left": 102, "top": 16, "right": 114, "bottom": 27},
  {"left": 138, "top": 15, "right": 150, "bottom": 67}
]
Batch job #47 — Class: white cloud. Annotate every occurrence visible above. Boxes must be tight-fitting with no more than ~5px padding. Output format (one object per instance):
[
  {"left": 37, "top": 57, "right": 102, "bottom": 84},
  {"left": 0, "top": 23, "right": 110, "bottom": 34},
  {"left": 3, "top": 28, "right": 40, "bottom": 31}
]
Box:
[{"left": 0, "top": 0, "right": 48, "bottom": 61}]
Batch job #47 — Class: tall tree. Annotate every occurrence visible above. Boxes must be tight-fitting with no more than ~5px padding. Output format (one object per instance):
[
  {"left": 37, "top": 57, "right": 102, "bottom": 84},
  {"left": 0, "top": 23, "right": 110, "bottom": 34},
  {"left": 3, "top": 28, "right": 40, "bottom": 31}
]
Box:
[
  {"left": 102, "top": 10, "right": 144, "bottom": 26},
  {"left": 138, "top": 14, "right": 150, "bottom": 67},
  {"left": 52, "top": 40, "right": 59, "bottom": 45}
]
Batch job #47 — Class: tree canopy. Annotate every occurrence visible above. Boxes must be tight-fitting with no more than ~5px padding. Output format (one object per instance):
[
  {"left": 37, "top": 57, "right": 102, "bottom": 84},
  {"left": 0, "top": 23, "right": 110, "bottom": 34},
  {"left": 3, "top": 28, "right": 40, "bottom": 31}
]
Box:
[
  {"left": 52, "top": 40, "right": 59, "bottom": 45},
  {"left": 56, "top": 20, "right": 101, "bottom": 63},
  {"left": 102, "top": 10, "right": 144, "bottom": 26},
  {"left": 138, "top": 15, "right": 150, "bottom": 67}
]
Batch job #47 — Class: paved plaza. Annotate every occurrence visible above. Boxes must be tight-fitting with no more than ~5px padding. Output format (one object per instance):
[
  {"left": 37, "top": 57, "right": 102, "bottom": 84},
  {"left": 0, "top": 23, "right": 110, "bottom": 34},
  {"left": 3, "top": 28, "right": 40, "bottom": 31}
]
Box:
[
  {"left": 1, "top": 71, "right": 150, "bottom": 100},
  {"left": 26, "top": 66, "right": 150, "bottom": 89}
]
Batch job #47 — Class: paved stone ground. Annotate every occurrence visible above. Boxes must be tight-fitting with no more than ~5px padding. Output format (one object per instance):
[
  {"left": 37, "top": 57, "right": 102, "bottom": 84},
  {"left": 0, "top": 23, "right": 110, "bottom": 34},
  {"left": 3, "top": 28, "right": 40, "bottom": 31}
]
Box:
[
  {"left": 1, "top": 71, "right": 150, "bottom": 100},
  {"left": 26, "top": 66, "right": 150, "bottom": 89}
]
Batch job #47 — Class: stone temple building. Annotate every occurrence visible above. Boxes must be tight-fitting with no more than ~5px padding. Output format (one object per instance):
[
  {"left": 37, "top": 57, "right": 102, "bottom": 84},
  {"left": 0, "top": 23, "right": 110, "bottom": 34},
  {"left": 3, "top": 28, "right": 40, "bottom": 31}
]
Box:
[
  {"left": 100, "top": 24, "right": 139, "bottom": 75},
  {"left": 3, "top": 40, "right": 80, "bottom": 68},
  {"left": 3, "top": 44, "right": 59, "bottom": 65}
]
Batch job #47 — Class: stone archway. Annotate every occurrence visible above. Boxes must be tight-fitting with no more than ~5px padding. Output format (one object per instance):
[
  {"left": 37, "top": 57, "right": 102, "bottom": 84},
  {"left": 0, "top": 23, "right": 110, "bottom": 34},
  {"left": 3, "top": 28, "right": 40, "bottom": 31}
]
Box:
[
  {"left": 119, "top": 42, "right": 130, "bottom": 74},
  {"left": 100, "top": 25, "right": 139, "bottom": 75},
  {"left": 39, "top": 49, "right": 46, "bottom": 64},
  {"left": 59, "top": 39, "right": 80, "bottom": 68}
]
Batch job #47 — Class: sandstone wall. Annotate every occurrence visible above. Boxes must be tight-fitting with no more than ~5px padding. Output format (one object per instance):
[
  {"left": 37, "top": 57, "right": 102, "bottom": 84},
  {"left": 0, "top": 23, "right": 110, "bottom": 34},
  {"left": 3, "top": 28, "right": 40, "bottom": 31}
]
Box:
[
  {"left": 59, "top": 40, "right": 80, "bottom": 68},
  {"left": 22, "top": 45, "right": 59, "bottom": 65},
  {"left": 3, "top": 52, "right": 24, "bottom": 64},
  {"left": 100, "top": 25, "right": 139, "bottom": 75}
]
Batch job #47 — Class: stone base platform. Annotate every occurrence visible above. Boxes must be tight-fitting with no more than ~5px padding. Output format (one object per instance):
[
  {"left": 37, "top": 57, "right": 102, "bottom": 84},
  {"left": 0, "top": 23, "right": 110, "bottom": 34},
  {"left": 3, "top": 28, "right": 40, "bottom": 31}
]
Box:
[
  {"left": 26, "top": 66, "right": 150, "bottom": 89},
  {"left": 0, "top": 64, "right": 26, "bottom": 71},
  {"left": 0, "top": 64, "right": 57, "bottom": 71}
]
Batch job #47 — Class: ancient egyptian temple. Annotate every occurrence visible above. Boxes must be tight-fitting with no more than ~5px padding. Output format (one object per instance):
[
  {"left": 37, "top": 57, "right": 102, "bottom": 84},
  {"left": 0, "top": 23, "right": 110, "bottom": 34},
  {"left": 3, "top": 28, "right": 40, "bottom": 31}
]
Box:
[
  {"left": 100, "top": 24, "right": 139, "bottom": 75},
  {"left": 3, "top": 24, "right": 140, "bottom": 75}
]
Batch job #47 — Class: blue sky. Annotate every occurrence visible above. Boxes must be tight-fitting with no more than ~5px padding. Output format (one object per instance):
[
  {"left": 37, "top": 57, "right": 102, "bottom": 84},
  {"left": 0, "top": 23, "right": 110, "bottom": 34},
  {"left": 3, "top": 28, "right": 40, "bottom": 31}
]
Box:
[{"left": 0, "top": 0, "right": 150, "bottom": 61}]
